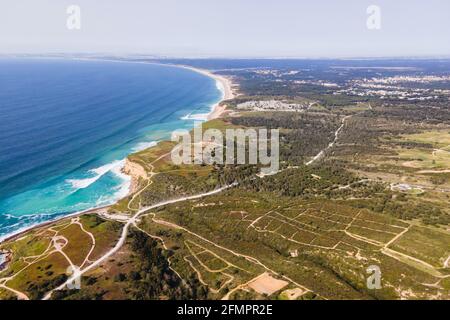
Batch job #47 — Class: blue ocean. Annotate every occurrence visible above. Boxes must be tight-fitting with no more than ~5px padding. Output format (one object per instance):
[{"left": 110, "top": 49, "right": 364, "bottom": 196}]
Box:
[{"left": 0, "top": 58, "right": 222, "bottom": 239}]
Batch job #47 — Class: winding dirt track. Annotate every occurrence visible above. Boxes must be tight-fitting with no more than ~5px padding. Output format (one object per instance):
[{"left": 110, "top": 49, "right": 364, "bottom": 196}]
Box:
[
  {"left": 43, "top": 183, "right": 237, "bottom": 300},
  {"left": 306, "top": 115, "right": 351, "bottom": 166}
]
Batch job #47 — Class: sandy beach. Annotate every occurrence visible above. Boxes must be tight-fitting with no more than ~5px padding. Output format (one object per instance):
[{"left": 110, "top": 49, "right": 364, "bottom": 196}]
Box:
[
  {"left": 181, "top": 66, "right": 235, "bottom": 101},
  {"left": 72, "top": 57, "right": 236, "bottom": 120},
  {"left": 177, "top": 65, "right": 236, "bottom": 120},
  {"left": 0, "top": 61, "right": 237, "bottom": 245}
]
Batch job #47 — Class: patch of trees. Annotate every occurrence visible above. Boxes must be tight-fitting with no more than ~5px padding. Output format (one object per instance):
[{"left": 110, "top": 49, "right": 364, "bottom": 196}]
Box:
[
  {"left": 81, "top": 214, "right": 106, "bottom": 228},
  {"left": 230, "top": 112, "right": 342, "bottom": 164},
  {"left": 241, "top": 165, "right": 359, "bottom": 199},
  {"left": 373, "top": 105, "right": 450, "bottom": 125},
  {"left": 140, "top": 172, "right": 220, "bottom": 207},
  {"left": 51, "top": 287, "right": 105, "bottom": 300},
  {"left": 127, "top": 230, "right": 208, "bottom": 300},
  {"left": 428, "top": 173, "right": 450, "bottom": 185},
  {"left": 27, "top": 274, "right": 67, "bottom": 300},
  {"left": 215, "top": 164, "right": 260, "bottom": 185},
  {"left": 350, "top": 196, "right": 449, "bottom": 226}
]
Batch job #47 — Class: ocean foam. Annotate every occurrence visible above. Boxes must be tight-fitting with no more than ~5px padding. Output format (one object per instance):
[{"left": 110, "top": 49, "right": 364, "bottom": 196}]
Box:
[
  {"left": 132, "top": 140, "right": 157, "bottom": 153},
  {"left": 0, "top": 211, "right": 68, "bottom": 242},
  {"left": 66, "top": 160, "right": 126, "bottom": 190},
  {"left": 66, "top": 139, "right": 151, "bottom": 197},
  {"left": 0, "top": 60, "right": 225, "bottom": 242},
  {"left": 181, "top": 112, "right": 209, "bottom": 121},
  {"left": 92, "top": 170, "right": 131, "bottom": 209},
  {"left": 179, "top": 76, "right": 225, "bottom": 123},
  {"left": 216, "top": 79, "right": 225, "bottom": 98}
]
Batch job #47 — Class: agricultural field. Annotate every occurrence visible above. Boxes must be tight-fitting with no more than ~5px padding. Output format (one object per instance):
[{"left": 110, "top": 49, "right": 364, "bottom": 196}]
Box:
[
  {"left": 1, "top": 67, "right": 449, "bottom": 301},
  {"left": 3, "top": 106, "right": 449, "bottom": 300},
  {"left": 133, "top": 188, "right": 449, "bottom": 300}
]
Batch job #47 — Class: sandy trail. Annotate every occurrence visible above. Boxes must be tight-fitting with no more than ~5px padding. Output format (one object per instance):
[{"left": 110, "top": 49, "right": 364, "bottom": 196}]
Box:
[
  {"left": 306, "top": 115, "right": 351, "bottom": 166},
  {"left": 42, "top": 183, "right": 237, "bottom": 300},
  {"left": 150, "top": 217, "right": 315, "bottom": 299},
  {"left": 178, "top": 66, "right": 235, "bottom": 121}
]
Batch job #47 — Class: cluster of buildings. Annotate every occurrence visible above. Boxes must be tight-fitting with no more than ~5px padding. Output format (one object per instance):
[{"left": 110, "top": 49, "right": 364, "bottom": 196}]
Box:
[
  {"left": 237, "top": 100, "right": 310, "bottom": 111},
  {"left": 335, "top": 75, "right": 450, "bottom": 101}
]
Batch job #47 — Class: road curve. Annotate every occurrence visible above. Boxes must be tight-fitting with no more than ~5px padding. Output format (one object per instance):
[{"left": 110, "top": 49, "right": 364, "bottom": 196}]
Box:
[{"left": 42, "top": 183, "right": 237, "bottom": 300}]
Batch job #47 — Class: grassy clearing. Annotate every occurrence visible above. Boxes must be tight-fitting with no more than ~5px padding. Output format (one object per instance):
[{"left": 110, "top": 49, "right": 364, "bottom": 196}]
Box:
[
  {"left": 58, "top": 224, "right": 93, "bottom": 266},
  {"left": 6, "top": 252, "right": 69, "bottom": 299},
  {"left": 80, "top": 215, "right": 122, "bottom": 260},
  {"left": 130, "top": 141, "right": 177, "bottom": 172},
  {"left": 400, "top": 131, "right": 450, "bottom": 149},
  {"left": 0, "top": 233, "right": 52, "bottom": 278},
  {"left": 1, "top": 232, "right": 52, "bottom": 259},
  {"left": 396, "top": 148, "right": 450, "bottom": 170}
]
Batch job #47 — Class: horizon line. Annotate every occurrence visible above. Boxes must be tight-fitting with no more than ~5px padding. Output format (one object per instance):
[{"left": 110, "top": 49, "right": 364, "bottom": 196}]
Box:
[{"left": 1, "top": 52, "right": 450, "bottom": 61}]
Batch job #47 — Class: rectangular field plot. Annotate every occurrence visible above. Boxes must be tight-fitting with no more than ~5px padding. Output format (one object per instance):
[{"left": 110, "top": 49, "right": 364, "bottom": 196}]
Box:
[
  {"left": 358, "top": 210, "right": 410, "bottom": 228},
  {"left": 309, "top": 233, "right": 342, "bottom": 248},
  {"left": 347, "top": 226, "right": 397, "bottom": 244},
  {"left": 390, "top": 226, "right": 450, "bottom": 268},
  {"left": 351, "top": 219, "right": 406, "bottom": 234},
  {"left": 295, "top": 213, "right": 343, "bottom": 231},
  {"left": 183, "top": 255, "right": 235, "bottom": 292},
  {"left": 241, "top": 200, "right": 411, "bottom": 251}
]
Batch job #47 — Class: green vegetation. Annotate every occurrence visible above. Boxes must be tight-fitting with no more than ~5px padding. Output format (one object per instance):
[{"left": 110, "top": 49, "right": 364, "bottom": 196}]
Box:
[
  {"left": 138, "top": 188, "right": 447, "bottom": 299},
  {"left": 1, "top": 62, "right": 449, "bottom": 300},
  {"left": 53, "top": 229, "right": 208, "bottom": 300}
]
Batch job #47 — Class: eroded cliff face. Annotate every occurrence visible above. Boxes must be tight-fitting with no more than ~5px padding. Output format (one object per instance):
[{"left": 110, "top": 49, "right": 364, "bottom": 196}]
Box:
[
  {"left": 0, "top": 250, "right": 12, "bottom": 271},
  {"left": 123, "top": 158, "right": 147, "bottom": 193}
]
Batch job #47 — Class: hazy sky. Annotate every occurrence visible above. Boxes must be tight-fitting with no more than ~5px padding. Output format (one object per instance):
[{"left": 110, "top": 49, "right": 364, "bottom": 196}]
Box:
[{"left": 1, "top": 0, "right": 449, "bottom": 58}]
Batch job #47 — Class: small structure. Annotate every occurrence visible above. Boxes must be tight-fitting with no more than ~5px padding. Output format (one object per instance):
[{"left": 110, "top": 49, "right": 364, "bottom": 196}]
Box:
[
  {"left": 247, "top": 272, "right": 289, "bottom": 296},
  {"left": 289, "top": 249, "right": 299, "bottom": 258}
]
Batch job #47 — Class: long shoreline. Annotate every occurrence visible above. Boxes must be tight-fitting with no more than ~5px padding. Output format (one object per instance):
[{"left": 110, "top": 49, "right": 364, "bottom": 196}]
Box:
[
  {"left": 61, "top": 56, "right": 237, "bottom": 120},
  {"left": 176, "top": 65, "right": 235, "bottom": 120},
  {"left": 0, "top": 59, "right": 236, "bottom": 244}
]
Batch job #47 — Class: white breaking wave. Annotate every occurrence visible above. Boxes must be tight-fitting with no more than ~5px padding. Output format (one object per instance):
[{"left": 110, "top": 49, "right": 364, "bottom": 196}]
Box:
[
  {"left": 66, "top": 159, "right": 126, "bottom": 190},
  {"left": 67, "top": 176, "right": 99, "bottom": 190},
  {"left": 95, "top": 178, "right": 130, "bottom": 208},
  {"left": 0, "top": 211, "right": 68, "bottom": 243},
  {"left": 180, "top": 112, "right": 209, "bottom": 121},
  {"left": 132, "top": 140, "right": 157, "bottom": 152},
  {"left": 180, "top": 78, "right": 224, "bottom": 122},
  {"left": 93, "top": 160, "right": 131, "bottom": 207},
  {"left": 67, "top": 140, "right": 156, "bottom": 193},
  {"left": 216, "top": 79, "right": 225, "bottom": 98}
]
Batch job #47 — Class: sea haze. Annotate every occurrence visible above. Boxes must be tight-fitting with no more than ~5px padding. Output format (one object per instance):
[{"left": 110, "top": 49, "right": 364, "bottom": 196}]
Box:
[{"left": 0, "top": 58, "right": 222, "bottom": 238}]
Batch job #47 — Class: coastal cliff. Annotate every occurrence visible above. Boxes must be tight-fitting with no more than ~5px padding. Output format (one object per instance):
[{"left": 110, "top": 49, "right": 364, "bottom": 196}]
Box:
[
  {"left": 0, "top": 250, "right": 11, "bottom": 271},
  {"left": 123, "top": 158, "right": 148, "bottom": 194}
]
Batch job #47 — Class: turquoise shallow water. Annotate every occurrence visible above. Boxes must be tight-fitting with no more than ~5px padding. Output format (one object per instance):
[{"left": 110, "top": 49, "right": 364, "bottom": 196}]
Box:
[{"left": 0, "top": 58, "right": 222, "bottom": 239}]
